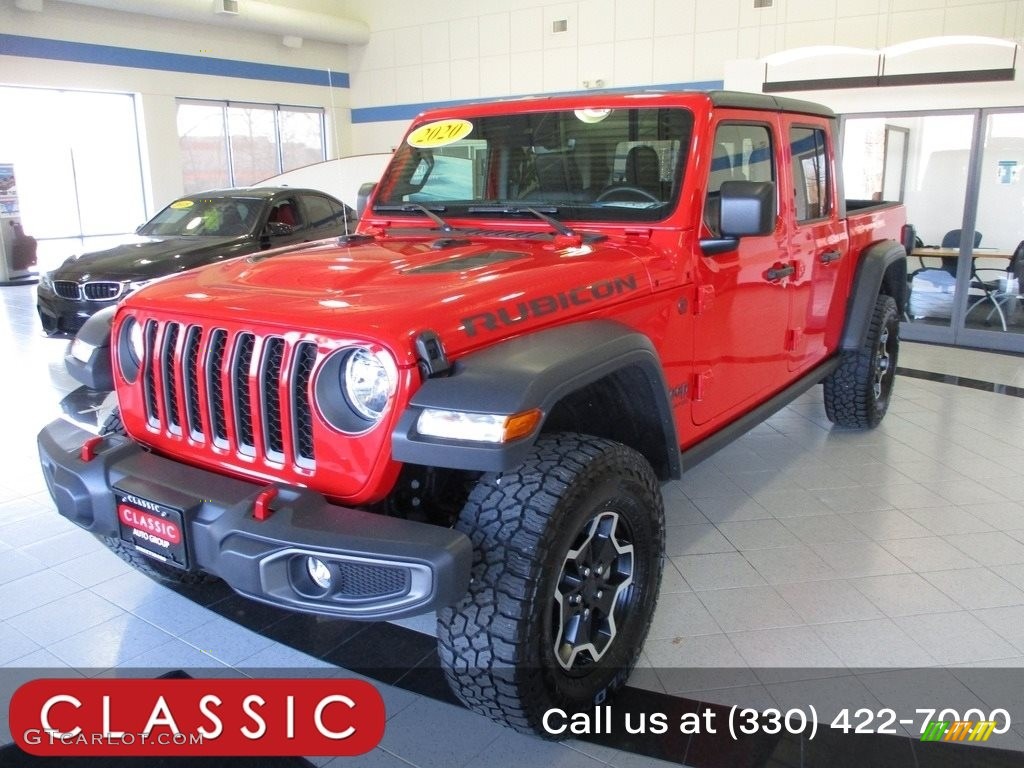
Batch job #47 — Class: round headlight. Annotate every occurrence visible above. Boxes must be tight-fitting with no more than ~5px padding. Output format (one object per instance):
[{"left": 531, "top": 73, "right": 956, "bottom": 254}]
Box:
[
  {"left": 128, "top": 318, "right": 145, "bottom": 364},
  {"left": 343, "top": 348, "right": 392, "bottom": 421}
]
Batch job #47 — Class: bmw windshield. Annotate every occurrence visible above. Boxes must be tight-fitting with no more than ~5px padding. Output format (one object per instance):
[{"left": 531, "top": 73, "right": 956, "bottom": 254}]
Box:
[{"left": 138, "top": 196, "right": 263, "bottom": 237}]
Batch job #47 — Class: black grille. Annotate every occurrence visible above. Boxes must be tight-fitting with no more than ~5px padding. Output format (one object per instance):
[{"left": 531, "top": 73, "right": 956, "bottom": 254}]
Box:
[
  {"left": 83, "top": 282, "right": 122, "bottom": 301},
  {"left": 292, "top": 342, "right": 317, "bottom": 463},
  {"left": 232, "top": 334, "right": 256, "bottom": 453},
  {"left": 53, "top": 281, "right": 80, "bottom": 300},
  {"left": 143, "top": 321, "right": 158, "bottom": 424},
  {"left": 183, "top": 326, "right": 203, "bottom": 438},
  {"left": 162, "top": 323, "right": 181, "bottom": 433},
  {"left": 139, "top": 321, "right": 318, "bottom": 469},
  {"left": 207, "top": 330, "right": 228, "bottom": 445},
  {"left": 335, "top": 562, "right": 409, "bottom": 598},
  {"left": 261, "top": 337, "right": 285, "bottom": 457}
]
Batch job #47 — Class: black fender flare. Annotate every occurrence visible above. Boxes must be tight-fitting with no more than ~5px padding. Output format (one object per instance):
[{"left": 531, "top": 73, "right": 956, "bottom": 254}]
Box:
[
  {"left": 841, "top": 239, "right": 907, "bottom": 351},
  {"left": 64, "top": 305, "right": 116, "bottom": 391},
  {"left": 391, "top": 320, "right": 680, "bottom": 478}
]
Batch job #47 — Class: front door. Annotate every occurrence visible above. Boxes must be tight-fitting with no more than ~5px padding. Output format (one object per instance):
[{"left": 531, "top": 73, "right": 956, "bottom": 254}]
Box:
[{"left": 692, "top": 118, "right": 792, "bottom": 426}]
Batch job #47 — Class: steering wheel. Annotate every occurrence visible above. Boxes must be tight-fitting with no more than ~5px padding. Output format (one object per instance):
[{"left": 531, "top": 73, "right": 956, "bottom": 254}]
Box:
[{"left": 595, "top": 185, "right": 661, "bottom": 203}]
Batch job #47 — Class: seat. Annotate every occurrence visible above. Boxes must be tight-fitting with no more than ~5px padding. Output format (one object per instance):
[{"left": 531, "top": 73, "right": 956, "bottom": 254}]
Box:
[
  {"left": 942, "top": 229, "right": 983, "bottom": 249},
  {"left": 219, "top": 205, "right": 245, "bottom": 235},
  {"left": 906, "top": 229, "right": 985, "bottom": 320},
  {"left": 624, "top": 145, "right": 662, "bottom": 197},
  {"left": 270, "top": 201, "right": 297, "bottom": 227},
  {"left": 529, "top": 150, "right": 583, "bottom": 200},
  {"left": 966, "top": 239, "right": 1024, "bottom": 331}
]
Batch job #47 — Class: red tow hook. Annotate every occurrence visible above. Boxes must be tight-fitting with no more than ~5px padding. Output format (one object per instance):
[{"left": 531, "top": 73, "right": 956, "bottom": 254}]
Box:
[
  {"left": 253, "top": 486, "right": 279, "bottom": 521},
  {"left": 80, "top": 436, "right": 104, "bottom": 462}
]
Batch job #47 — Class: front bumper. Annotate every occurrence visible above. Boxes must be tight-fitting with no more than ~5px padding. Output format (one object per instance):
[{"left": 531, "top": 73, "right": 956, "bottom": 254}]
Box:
[
  {"left": 37, "top": 291, "right": 113, "bottom": 336},
  {"left": 37, "top": 418, "right": 472, "bottom": 620}
]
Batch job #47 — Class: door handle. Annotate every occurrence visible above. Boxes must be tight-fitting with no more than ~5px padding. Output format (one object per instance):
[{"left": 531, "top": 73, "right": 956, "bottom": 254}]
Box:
[
  {"left": 819, "top": 250, "right": 842, "bottom": 264},
  {"left": 766, "top": 264, "right": 795, "bottom": 282}
]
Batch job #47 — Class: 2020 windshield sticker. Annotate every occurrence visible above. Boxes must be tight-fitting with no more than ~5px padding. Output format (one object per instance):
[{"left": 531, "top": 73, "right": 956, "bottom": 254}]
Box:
[
  {"left": 407, "top": 119, "right": 473, "bottom": 149},
  {"left": 170, "top": 200, "right": 194, "bottom": 209}
]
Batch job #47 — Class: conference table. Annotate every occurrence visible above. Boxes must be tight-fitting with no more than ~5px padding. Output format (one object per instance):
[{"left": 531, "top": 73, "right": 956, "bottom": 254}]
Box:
[{"left": 909, "top": 247, "right": 1018, "bottom": 331}]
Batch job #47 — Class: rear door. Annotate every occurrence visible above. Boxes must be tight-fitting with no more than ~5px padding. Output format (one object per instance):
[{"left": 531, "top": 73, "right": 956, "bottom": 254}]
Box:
[
  {"left": 784, "top": 119, "right": 848, "bottom": 371},
  {"left": 691, "top": 116, "right": 792, "bottom": 426}
]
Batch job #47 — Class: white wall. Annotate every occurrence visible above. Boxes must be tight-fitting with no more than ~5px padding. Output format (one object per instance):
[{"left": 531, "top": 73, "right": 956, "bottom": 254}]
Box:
[
  {"left": 0, "top": 0, "right": 355, "bottom": 211},
  {"left": 342, "top": 0, "right": 1024, "bottom": 153},
  {"left": 3, "top": 0, "right": 1024, "bottom": 196}
]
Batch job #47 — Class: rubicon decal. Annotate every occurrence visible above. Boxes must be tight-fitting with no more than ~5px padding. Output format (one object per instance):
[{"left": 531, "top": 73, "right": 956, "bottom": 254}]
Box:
[
  {"left": 461, "top": 274, "right": 639, "bottom": 337},
  {"left": 11, "top": 678, "right": 385, "bottom": 757}
]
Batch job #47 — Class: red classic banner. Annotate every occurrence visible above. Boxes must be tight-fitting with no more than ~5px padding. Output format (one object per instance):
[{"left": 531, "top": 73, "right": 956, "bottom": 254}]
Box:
[{"left": 10, "top": 678, "right": 385, "bottom": 757}]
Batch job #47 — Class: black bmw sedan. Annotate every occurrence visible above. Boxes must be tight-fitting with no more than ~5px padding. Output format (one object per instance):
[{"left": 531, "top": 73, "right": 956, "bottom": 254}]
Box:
[{"left": 37, "top": 186, "right": 355, "bottom": 335}]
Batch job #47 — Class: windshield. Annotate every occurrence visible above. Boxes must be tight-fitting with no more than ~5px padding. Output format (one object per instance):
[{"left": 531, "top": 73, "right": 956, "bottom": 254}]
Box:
[
  {"left": 374, "top": 106, "right": 693, "bottom": 223},
  {"left": 139, "top": 197, "right": 262, "bottom": 237}
]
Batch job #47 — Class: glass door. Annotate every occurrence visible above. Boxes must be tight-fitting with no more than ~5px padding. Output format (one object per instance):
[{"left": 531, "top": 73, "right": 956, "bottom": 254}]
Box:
[
  {"left": 955, "top": 108, "right": 1024, "bottom": 351},
  {"left": 843, "top": 112, "right": 978, "bottom": 347}
]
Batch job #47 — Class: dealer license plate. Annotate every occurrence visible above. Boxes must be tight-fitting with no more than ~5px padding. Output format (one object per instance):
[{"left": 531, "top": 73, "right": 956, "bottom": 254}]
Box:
[{"left": 116, "top": 493, "right": 188, "bottom": 569}]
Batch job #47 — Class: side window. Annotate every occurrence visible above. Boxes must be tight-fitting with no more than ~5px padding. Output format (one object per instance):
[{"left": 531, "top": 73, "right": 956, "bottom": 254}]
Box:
[
  {"left": 705, "top": 123, "right": 774, "bottom": 235},
  {"left": 303, "top": 194, "right": 336, "bottom": 228},
  {"left": 268, "top": 197, "right": 303, "bottom": 229},
  {"left": 790, "top": 126, "right": 830, "bottom": 221}
]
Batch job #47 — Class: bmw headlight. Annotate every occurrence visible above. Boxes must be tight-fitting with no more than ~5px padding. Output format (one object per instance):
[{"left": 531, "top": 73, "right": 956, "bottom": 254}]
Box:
[
  {"left": 127, "top": 278, "right": 154, "bottom": 294},
  {"left": 315, "top": 346, "right": 397, "bottom": 432},
  {"left": 39, "top": 271, "right": 54, "bottom": 291}
]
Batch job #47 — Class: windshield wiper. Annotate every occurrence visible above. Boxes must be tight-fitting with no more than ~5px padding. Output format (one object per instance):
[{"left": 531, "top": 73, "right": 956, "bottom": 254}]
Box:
[
  {"left": 374, "top": 203, "right": 456, "bottom": 233},
  {"left": 466, "top": 205, "right": 575, "bottom": 238}
]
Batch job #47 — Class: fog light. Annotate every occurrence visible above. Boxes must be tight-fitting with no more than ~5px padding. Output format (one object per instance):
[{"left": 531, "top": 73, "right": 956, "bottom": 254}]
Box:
[{"left": 306, "top": 557, "right": 332, "bottom": 589}]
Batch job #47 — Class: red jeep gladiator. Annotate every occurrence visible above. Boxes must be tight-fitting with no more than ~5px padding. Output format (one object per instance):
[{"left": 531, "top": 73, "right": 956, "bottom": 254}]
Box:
[{"left": 39, "top": 90, "right": 909, "bottom": 734}]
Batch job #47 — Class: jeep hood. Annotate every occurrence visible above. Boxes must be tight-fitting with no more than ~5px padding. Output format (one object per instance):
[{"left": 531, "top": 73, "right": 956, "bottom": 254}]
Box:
[{"left": 124, "top": 236, "right": 653, "bottom": 364}]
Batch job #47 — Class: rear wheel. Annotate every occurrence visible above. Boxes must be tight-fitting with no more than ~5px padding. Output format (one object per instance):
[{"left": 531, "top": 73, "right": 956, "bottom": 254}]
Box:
[
  {"left": 824, "top": 294, "right": 899, "bottom": 428},
  {"left": 437, "top": 433, "right": 664, "bottom": 735}
]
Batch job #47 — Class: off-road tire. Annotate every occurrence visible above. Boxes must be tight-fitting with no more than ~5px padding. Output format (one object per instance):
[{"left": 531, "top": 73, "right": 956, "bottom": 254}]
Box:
[
  {"left": 97, "top": 535, "right": 214, "bottom": 585},
  {"left": 437, "top": 433, "right": 665, "bottom": 735},
  {"left": 95, "top": 409, "right": 215, "bottom": 586},
  {"left": 99, "top": 409, "right": 126, "bottom": 437},
  {"left": 824, "top": 294, "right": 899, "bottom": 428}
]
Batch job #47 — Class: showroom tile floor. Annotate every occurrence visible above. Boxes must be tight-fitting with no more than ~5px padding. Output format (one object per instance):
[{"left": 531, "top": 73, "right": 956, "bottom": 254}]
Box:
[{"left": 3, "top": 282, "right": 1024, "bottom": 766}]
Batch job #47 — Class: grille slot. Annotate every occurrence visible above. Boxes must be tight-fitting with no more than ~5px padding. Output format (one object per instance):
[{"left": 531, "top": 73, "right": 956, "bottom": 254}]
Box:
[
  {"left": 292, "top": 342, "right": 317, "bottom": 464},
  {"left": 143, "top": 321, "right": 158, "bottom": 425},
  {"left": 161, "top": 322, "right": 182, "bottom": 434},
  {"left": 139, "top": 320, "right": 319, "bottom": 470},
  {"left": 53, "top": 281, "right": 80, "bottom": 300},
  {"left": 232, "top": 333, "right": 257, "bottom": 455},
  {"left": 261, "top": 337, "right": 286, "bottom": 459},
  {"left": 206, "top": 330, "right": 229, "bottom": 447},
  {"left": 83, "top": 281, "right": 123, "bottom": 301},
  {"left": 183, "top": 326, "right": 204, "bottom": 439}
]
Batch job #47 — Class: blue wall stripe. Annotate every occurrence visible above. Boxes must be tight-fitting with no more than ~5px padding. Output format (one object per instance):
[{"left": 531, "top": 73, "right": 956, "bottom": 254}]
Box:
[
  {"left": 0, "top": 33, "right": 349, "bottom": 88},
  {"left": 350, "top": 80, "right": 725, "bottom": 124}
]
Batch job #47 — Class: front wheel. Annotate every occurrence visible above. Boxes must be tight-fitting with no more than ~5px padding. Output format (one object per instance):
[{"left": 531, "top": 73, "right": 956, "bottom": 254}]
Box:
[
  {"left": 436, "top": 433, "right": 665, "bottom": 735},
  {"left": 824, "top": 294, "right": 899, "bottom": 428}
]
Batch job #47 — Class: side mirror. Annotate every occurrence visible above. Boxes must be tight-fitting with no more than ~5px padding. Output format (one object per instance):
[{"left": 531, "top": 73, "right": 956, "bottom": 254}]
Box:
[
  {"left": 357, "top": 182, "right": 376, "bottom": 219},
  {"left": 719, "top": 180, "right": 775, "bottom": 237}
]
